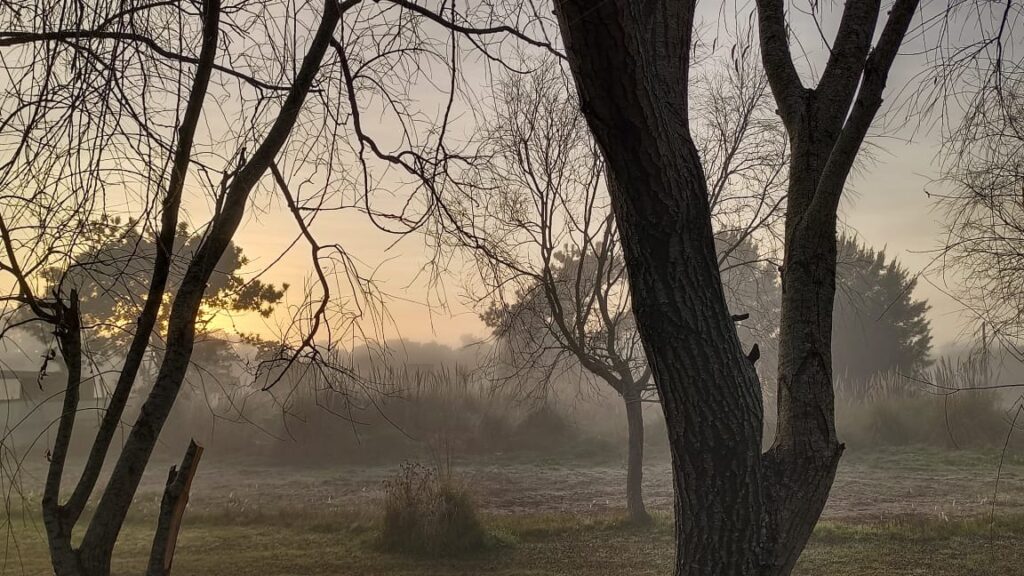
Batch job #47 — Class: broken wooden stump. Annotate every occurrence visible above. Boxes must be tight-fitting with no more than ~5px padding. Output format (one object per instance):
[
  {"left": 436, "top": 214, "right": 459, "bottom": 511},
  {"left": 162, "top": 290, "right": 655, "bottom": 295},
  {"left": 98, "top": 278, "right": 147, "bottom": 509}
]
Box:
[{"left": 147, "top": 440, "right": 204, "bottom": 576}]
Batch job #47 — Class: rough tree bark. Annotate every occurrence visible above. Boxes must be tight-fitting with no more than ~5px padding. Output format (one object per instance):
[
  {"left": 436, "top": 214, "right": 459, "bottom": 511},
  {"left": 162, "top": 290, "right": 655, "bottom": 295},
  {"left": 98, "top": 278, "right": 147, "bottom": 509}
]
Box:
[
  {"left": 756, "top": 1, "right": 919, "bottom": 570},
  {"left": 554, "top": 0, "right": 920, "bottom": 574}
]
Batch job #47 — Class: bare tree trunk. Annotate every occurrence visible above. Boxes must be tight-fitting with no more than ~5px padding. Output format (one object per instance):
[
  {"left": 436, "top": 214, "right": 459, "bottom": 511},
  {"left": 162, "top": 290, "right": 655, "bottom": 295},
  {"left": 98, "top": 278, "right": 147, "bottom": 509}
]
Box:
[
  {"left": 554, "top": 0, "right": 919, "bottom": 574},
  {"left": 754, "top": 0, "right": 920, "bottom": 570},
  {"left": 554, "top": 3, "right": 765, "bottom": 572},
  {"left": 42, "top": 293, "right": 84, "bottom": 576},
  {"left": 75, "top": 3, "right": 342, "bottom": 573},
  {"left": 624, "top": 393, "right": 650, "bottom": 524},
  {"left": 60, "top": 0, "right": 222, "bottom": 525},
  {"left": 757, "top": 127, "right": 844, "bottom": 576},
  {"left": 32, "top": 1, "right": 222, "bottom": 573}
]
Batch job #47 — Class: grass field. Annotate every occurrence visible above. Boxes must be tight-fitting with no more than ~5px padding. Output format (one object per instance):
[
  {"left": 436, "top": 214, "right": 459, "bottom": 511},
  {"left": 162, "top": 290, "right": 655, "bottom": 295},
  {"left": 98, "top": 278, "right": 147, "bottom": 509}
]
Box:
[{"left": 3, "top": 447, "right": 1023, "bottom": 575}]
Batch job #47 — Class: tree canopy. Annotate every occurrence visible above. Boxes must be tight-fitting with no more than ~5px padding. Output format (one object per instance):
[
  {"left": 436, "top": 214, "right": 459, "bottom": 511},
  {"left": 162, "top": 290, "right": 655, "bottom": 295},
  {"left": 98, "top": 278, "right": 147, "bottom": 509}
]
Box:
[
  {"left": 833, "top": 235, "right": 932, "bottom": 384},
  {"left": 46, "top": 218, "right": 285, "bottom": 333}
]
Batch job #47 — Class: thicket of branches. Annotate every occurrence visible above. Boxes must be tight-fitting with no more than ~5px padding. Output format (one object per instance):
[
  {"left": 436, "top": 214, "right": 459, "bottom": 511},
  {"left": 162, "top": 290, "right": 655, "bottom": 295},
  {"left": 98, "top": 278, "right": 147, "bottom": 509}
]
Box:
[
  {"left": 0, "top": 0, "right": 1021, "bottom": 575},
  {"left": 0, "top": 1, "right": 558, "bottom": 574}
]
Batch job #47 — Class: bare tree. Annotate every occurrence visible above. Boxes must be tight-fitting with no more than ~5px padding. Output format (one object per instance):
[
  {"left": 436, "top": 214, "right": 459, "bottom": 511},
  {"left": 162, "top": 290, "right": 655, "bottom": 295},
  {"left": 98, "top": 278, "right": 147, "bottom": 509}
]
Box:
[
  {"left": 939, "top": 68, "right": 1024, "bottom": 353},
  {"left": 1, "top": 0, "right": 342, "bottom": 573},
  {"left": 455, "top": 32, "right": 785, "bottom": 524},
  {"left": 470, "top": 64, "right": 654, "bottom": 522},
  {"left": 551, "top": 0, "right": 921, "bottom": 573},
  {"left": 1, "top": 0, "right": 559, "bottom": 573}
]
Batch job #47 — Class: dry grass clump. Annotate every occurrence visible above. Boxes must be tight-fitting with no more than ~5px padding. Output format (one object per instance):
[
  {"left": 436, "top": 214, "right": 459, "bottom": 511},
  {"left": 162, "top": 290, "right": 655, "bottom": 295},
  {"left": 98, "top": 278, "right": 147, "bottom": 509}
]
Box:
[{"left": 379, "top": 461, "right": 490, "bottom": 556}]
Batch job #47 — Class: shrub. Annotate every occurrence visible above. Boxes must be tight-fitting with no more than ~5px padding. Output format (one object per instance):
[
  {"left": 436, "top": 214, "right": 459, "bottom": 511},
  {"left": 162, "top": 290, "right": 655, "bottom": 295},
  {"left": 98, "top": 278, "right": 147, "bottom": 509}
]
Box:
[
  {"left": 503, "top": 404, "right": 575, "bottom": 451},
  {"left": 932, "top": 389, "right": 1008, "bottom": 449},
  {"left": 380, "top": 462, "right": 488, "bottom": 556},
  {"left": 839, "top": 392, "right": 1009, "bottom": 450}
]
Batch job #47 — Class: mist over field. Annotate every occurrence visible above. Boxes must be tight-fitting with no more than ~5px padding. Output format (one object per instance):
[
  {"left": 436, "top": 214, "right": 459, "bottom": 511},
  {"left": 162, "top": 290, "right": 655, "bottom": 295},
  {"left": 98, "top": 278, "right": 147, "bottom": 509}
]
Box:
[{"left": 2, "top": 0, "right": 1024, "bottom": 575}]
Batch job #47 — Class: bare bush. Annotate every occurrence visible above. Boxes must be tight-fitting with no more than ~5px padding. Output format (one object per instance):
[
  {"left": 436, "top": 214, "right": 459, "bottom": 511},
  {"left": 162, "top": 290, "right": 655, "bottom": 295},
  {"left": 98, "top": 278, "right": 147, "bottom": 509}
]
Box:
[{"left": 380, "top": 461, "right": 488, "bottom": 556}]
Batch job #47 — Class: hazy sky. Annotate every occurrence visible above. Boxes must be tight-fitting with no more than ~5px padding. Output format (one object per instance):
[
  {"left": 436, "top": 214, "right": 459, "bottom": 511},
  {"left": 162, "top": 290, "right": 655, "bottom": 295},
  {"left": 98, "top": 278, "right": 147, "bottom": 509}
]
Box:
[
  {"left": 206, "top": 4, "right": 977, "bottom": 359},
  {"left": 223, "top": 144, "right": 960, "bottom": 357},
  {"left": 0, "top": 1, "right": 999, "bottom": 380},
  {"left": 843, "top": 138, "right": 963, "bottom": 353},
  {"left": 221, "top": 129, "right": 963, "bottom": 351},
  {"left": 93, "top": 0, "right": 1005, "bottom": 363}
]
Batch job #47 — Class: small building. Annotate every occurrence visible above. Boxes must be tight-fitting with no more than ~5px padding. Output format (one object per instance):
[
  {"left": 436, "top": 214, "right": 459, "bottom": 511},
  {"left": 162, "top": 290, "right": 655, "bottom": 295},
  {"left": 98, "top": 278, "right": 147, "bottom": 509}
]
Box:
[{"left": 0, "top": 368, "right": 104, "bottom": 451}]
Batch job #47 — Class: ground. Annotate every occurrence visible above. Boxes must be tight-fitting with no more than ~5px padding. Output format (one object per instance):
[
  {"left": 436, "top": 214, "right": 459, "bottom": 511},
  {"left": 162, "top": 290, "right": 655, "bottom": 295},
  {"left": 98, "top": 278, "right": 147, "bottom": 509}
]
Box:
[{"left": 4, "top": 447, "right": 1024, "bottom": 575}]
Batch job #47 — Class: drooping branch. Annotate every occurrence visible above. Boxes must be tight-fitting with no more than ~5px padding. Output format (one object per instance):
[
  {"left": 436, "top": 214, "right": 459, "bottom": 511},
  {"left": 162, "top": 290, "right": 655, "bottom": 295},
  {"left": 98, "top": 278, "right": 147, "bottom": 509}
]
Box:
[
  {"left": 0, "top": 30, "right": 294, "bottom": 92},
  {"left": 381, "top": 0, "right": 563, "bottom": 59}
]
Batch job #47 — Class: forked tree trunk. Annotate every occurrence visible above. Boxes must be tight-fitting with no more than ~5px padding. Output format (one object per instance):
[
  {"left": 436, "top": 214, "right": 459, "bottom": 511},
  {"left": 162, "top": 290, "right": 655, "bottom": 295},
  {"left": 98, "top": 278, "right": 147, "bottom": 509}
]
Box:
[
  {"left": 756, "top": 104, "right": 846, "bottom": 575},
  {"left": 555, "top": 3, "right": 765, "bottom": 572},
  {"left": 33, "top": 1, "right": 222, "bottom": 574},
  {"left": 623, "top": 393, "right": 650, "bottom": 524},
  {"left": 755, "top": 0, "right": 921, "bottom": 564},
  {"left": 554, "top": 0, "right": 919, "bottom": 574},
  {"left": 65, "top": 3, "right": 342, "bottom": 575}
]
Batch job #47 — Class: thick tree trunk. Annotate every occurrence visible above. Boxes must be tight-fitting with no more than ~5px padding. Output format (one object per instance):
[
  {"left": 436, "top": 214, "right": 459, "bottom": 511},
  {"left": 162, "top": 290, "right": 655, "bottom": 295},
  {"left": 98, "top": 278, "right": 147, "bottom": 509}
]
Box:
[
  {"left": 561, "top": 0, "right": 921, "bottom": 561},
  {"left": 555, "top": 3, "right": 765, "bottom": 573},
  {"left": 623, "top": 393, "right": 650, "bottom": 524},
  {"left": 553, "top": 0, "right": 917, "bottom": 573}
]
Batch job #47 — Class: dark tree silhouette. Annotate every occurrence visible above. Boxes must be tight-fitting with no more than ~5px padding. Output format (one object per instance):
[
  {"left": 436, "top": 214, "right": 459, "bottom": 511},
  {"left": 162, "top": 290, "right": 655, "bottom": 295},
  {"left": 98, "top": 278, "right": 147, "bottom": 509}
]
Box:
[
  {"left": 833, "top": 235, "right": 932, "bottom": 385},
  {"left": 1, "top": 0, "right": 559, "bottom": 573},
  {"left": 34, "top": 218, "right": 284, "bottom": 363},
  {"left": 553, "top": 0, "right": 922, "bottom": 573},
  {"left": 458, "top": 39, "right": 785, "bottom": 524}
]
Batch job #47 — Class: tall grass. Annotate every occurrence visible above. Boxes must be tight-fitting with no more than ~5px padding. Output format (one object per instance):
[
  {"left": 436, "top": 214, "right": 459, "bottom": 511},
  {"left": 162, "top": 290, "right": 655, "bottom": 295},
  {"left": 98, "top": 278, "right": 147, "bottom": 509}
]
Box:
[
  {"left": 836, "top": 356, "right": 1012, "bottom": 450},
  {"left": 163, "top": 361, "right": 597, "bottom": 464}
]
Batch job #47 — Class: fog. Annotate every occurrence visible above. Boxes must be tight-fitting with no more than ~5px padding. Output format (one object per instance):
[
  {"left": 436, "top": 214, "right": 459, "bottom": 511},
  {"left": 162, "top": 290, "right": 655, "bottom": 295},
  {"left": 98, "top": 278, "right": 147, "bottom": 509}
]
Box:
[{"left": 3, "top": 0, "right": 1024, "bottom": 575}]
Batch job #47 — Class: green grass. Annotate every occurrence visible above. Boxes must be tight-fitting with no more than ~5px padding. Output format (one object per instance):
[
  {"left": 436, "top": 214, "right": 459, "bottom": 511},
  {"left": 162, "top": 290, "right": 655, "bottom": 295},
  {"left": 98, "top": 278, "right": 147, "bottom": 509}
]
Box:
[
  {"left": 3, "top": 509, "right": 1022, "bottom": 576},
  {"left": 840, "top": 445, "right": 1024, "bottom": 470},
  {"left": 802, "top": 516, "right": 1024, "bottom": 576},
  {"left": 4, "top": 446, "right": 1023, "bottom": 575}
]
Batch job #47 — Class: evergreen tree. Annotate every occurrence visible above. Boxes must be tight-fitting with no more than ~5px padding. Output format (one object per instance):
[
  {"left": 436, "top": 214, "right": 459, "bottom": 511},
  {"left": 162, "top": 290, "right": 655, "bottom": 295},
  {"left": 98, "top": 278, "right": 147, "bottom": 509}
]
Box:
[{"left": 832, "top": 235, "right": 932, "bottom": 384}]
